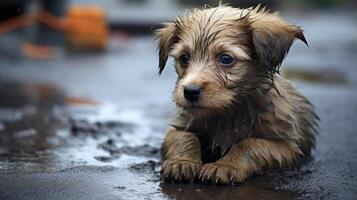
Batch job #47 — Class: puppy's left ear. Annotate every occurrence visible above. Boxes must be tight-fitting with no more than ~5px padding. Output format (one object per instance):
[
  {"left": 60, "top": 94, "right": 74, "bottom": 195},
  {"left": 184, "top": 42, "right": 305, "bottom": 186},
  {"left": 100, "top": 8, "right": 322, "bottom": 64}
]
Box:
[
  {"left": 249, "top": 11, "right": 308, "bottom": 74},
  {"left": 155, "top": 23, "right": 178, "bottom": 75}
]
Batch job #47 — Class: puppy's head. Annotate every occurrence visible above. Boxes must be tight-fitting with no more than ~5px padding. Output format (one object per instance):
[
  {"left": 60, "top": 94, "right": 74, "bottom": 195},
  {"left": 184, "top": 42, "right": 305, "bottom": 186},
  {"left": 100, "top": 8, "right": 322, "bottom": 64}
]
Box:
[{"left": 156, "top": 6, "right": 307, "bottom": 117}]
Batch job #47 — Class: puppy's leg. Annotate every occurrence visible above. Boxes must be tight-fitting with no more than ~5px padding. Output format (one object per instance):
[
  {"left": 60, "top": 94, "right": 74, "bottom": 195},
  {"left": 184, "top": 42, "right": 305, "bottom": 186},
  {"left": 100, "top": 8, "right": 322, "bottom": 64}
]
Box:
[
  {"left": 199, "top": 138, "right": 302, "bottom": 184},
  {"left": 161, "top": 127, "right": 202, "bottom": 182}
]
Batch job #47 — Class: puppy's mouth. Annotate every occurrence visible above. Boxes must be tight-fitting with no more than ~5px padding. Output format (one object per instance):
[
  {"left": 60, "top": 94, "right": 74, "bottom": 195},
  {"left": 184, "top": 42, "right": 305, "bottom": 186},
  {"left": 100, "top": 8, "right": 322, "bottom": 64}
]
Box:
[
  {"left": 182, "top": 104, "right": 207, "bottom": 110},
  {"left": 178, "top": 103, "right": 213, "bottom": 113}
]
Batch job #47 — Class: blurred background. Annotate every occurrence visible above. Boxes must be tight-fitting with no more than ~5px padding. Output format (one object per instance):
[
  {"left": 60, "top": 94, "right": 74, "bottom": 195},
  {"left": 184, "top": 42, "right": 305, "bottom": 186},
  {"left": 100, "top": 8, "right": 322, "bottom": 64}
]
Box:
[{"left": 0, "top": 0, "right": 356, "bottom": 200}]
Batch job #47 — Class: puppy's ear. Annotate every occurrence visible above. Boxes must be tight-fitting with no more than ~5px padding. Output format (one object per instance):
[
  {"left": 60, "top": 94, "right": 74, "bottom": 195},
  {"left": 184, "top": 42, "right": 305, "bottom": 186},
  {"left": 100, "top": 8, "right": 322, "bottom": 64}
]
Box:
[
  {"left": 155, "top": 23, "right": 179, "bottom": 75},
  {"left": 249, "top": 11, "right": 308, "bottom": 74}
]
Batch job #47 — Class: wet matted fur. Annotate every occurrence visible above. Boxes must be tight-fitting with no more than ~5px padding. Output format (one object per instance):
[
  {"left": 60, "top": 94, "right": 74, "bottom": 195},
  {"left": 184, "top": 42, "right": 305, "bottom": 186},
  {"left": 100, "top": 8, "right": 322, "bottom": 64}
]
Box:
[{"left": 156, "top": 5, "right": 318, "bottom": 184}]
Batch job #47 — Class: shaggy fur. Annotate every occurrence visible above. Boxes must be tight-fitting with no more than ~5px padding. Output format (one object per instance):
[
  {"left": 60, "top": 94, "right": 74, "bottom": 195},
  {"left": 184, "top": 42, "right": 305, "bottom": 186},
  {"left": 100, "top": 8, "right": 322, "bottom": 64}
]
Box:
[{"left": 157, "top": 5, "right": 318, "bottom": 184}]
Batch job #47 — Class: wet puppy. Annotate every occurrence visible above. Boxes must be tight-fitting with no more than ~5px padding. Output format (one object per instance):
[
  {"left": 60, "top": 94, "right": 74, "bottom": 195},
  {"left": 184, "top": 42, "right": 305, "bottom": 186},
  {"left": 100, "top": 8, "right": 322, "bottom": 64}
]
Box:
[{"left": 156, "top": 5, "right": 318, "bottom": 184}]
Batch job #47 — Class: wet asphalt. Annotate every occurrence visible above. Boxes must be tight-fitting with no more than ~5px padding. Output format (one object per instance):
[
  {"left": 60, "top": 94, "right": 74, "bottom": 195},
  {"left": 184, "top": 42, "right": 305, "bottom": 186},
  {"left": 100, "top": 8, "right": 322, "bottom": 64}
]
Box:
[{"left": 0, "top": 11, "right": 357, "bottom": 200}]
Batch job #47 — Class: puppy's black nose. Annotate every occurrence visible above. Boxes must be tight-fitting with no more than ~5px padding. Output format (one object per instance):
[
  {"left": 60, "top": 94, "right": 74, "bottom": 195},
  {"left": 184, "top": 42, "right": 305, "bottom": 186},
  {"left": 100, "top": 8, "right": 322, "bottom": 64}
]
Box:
[{"left": 184, "top": 85, "right": 202, "bottom": 102}]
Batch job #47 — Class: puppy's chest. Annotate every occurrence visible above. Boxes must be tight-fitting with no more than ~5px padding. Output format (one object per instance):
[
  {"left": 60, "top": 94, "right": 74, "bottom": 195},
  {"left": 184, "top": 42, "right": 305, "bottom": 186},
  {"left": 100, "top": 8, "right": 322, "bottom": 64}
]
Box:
[{"left": 192, "top": 115, "right": 255, "bottom": 154}]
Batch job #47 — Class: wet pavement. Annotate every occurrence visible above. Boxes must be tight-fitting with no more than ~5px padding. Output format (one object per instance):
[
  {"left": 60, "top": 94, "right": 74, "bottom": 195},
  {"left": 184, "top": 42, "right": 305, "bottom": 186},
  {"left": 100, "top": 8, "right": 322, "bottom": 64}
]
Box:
[{"left": 0, "top": 11, "right": 357, "bottom": 200}]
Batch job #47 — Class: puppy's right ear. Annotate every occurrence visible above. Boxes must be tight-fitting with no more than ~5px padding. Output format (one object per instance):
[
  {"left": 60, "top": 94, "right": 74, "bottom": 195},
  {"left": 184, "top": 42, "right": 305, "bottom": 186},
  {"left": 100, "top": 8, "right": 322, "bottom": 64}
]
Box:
[
  {"left": 247, "top": 8, "right": 308, "bottom": 76},
  {"left": 156, "top": 23, "right": 178, "bottom": 75}
]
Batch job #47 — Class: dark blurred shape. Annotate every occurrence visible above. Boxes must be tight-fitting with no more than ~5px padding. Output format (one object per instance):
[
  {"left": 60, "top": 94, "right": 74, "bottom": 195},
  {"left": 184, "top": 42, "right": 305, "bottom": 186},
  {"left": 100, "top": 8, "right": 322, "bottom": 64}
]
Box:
[
  {"left": 227, "top": 0, "right": 278, "bottom": 9},
  {"left": 175, "top": 0, "right": 356, "bottom": 9},
  {"left": 0, "top": 81, "right": 64, "bottom": 108},
  {"left": 0, "top": 0, "right": 25, "bottom": 21},
  {"left": 177, "top": 0, "right": 278, "bottom": 9},
  {"left": 0, "top": 0, "right": 110, "bottom": 59},
  {"left": 111, "top": 22, "right": 156, "bottom": 36},
  {"left": 297, "top": 0, "right": 350, "bottom": 7},
  {"left": 0, "top": 0, "right": 68, "bottom": 58},
  {"left": 40, "top": 0, "right": 67, "bottom": 17},
  {"left": 70, "top": 119, "right": 101, "bottom": 135},
  {"left": 123, "top": 0, "right": 148, "bottom": 5},
  {"left": 284, "top": 69, "right": 349, "bottom": 84},
  {"left": 35, "top": 0, "right": 67, "bottom": 47}
]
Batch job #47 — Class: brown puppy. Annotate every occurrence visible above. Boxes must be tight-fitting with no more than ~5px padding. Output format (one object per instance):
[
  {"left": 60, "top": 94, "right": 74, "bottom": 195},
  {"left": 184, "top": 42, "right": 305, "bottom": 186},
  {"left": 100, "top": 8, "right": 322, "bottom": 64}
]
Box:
[{"left": 156, "top": 5, "right": 318, "bottom": 184}]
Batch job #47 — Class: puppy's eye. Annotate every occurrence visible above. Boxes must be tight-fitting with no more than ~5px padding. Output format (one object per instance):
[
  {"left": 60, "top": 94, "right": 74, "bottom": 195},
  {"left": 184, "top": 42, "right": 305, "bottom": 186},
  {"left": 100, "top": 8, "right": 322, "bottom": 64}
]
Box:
[
  {"left": 218, "top": 54, "right": 235, "bottom": 67},
  {"left": 179, "top": 52, "right": 190, "bottom": 67}
]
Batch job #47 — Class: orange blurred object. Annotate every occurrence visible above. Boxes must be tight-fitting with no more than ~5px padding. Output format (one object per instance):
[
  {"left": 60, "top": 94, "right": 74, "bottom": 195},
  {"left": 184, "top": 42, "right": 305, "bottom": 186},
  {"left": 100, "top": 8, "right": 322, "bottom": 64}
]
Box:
[
  {"left": 66, "top": 97, "right": 98, "bottom": 106},
  {"left": 0, "top": 5, "right": 108, "bottom": 58},
  {"left": 65, "top": 6, "right": 108, "bottom": 50},
  {"left": 21, "top": 43, "right": 55, "bottom": 60}
]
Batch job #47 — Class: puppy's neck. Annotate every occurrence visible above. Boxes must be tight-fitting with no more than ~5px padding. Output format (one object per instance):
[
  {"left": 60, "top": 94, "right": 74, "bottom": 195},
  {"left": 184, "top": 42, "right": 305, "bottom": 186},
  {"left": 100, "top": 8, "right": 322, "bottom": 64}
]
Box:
[{"left": 172, "top": 88, "right": 270, "bottom": 154}]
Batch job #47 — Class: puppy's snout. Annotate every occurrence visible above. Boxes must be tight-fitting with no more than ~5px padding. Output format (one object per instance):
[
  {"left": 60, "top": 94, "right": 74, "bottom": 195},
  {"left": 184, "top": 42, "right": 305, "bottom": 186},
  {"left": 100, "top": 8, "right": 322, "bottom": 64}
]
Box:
[{"left": 184, "top": 85, "right": 202, "bottom": 102}]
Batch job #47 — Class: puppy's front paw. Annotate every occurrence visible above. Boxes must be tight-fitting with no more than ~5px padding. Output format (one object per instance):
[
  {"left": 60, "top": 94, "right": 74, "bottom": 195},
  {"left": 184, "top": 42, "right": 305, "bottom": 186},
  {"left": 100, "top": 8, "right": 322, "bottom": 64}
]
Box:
[
  {"left": 161, "top": 159, "right": 202, "bottom": 182},
  {"left": 199, "top": 161, "right": 247, "bottom": 184}
]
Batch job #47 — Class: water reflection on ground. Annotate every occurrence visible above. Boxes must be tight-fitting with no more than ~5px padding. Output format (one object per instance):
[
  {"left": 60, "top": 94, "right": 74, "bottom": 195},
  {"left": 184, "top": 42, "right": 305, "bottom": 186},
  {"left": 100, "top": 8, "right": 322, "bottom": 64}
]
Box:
[{"left": 0, "top": 12, "right": 357, "bottom": 200}]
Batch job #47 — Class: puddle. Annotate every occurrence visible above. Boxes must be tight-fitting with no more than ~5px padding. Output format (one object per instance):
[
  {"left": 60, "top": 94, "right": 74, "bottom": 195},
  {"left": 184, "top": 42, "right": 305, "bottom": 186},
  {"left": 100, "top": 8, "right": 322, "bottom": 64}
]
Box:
[{"left": 0, "top": 80, "right": 163, "bottom": 173}]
